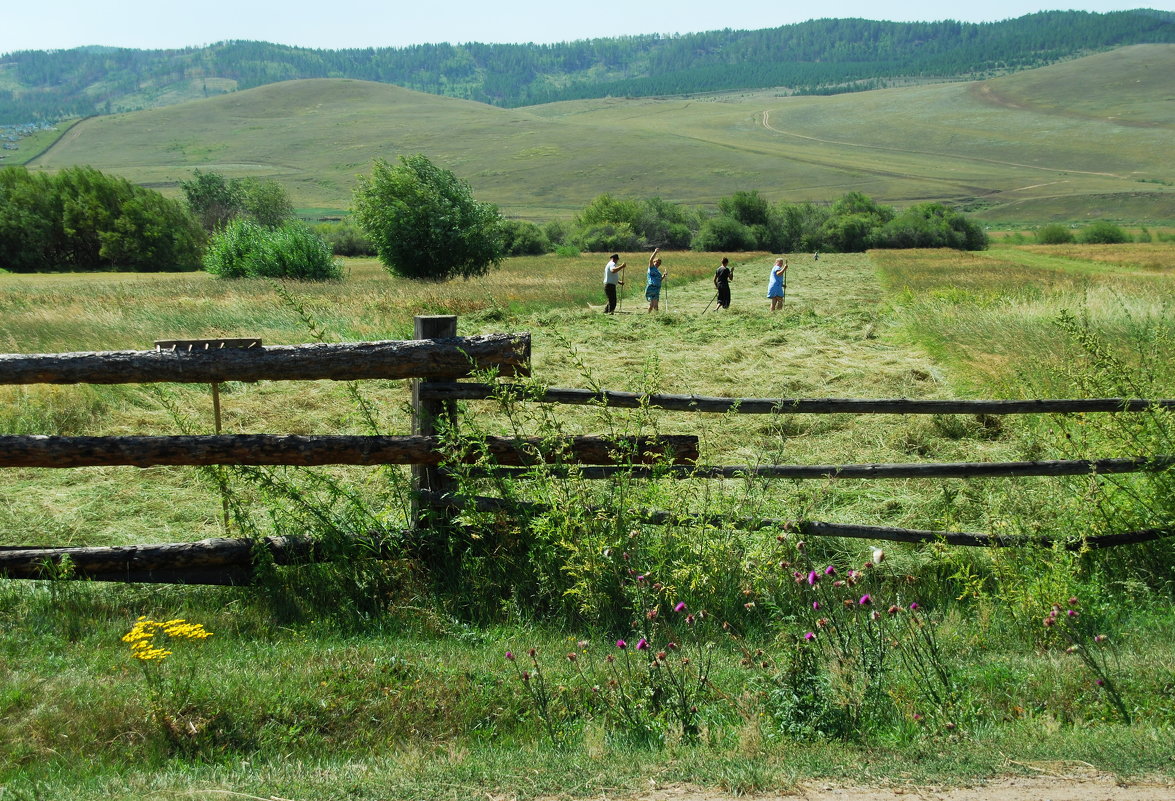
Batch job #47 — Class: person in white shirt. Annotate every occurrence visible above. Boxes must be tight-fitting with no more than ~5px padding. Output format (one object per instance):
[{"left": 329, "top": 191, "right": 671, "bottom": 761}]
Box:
[{"left": 603, "top": 254, "right": 626, "bottom": 314}]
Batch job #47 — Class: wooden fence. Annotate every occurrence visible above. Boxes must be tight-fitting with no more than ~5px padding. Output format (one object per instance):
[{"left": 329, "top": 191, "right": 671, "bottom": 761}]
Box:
[{"left": 1, "top": 314, "right": 1171, "bottom": 584}]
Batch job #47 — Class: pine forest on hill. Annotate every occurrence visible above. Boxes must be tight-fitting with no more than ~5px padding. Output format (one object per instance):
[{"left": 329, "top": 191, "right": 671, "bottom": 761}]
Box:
[{"left": 1, "top": 10, "right": 1173, "bottom": 123}]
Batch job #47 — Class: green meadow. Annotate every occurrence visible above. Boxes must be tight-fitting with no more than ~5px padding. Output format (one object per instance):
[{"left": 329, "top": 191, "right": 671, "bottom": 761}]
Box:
[
  {"left": 0, "top": 243, "right": 1173, "bottom": 798},
  {"left": 17, "top": 45, "right": 1175, "bottom": 224}
]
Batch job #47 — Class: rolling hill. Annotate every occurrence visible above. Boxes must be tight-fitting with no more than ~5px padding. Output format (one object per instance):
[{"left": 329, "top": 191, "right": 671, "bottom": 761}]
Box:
[{"left": 24, "top": 45, "right": 1175, "bottom": 224}]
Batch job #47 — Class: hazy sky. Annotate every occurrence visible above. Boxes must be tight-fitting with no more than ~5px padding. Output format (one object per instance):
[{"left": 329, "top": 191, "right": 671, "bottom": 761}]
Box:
[{"left": 1, "top": 0, "right": 1170, "bottom": 54}]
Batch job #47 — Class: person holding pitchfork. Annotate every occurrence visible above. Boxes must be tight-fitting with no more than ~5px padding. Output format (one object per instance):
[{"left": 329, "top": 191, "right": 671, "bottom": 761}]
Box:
[
  {"left": 768, "top": 257, "right": 787, "bottom": 311},
  {"left": 602, "top": 253, "right": 625, "bottom": 314},
  {"left": 645, "top": 248, "right": 667, "bottom": 312}
]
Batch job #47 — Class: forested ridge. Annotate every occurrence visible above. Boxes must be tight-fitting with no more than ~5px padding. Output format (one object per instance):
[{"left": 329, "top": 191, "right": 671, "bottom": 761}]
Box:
[{"left": 1, "top": 10, "right": 1172, "bottom": 122}]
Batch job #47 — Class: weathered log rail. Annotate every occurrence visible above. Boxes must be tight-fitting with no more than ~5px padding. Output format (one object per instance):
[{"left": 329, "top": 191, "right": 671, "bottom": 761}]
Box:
[
  {"left": 0, "top": 535, "right": 398, "bottom": 584},
  {"left": 0, "top": 334, "right": 530, "bottom": 385},
  {"left": 418, "top": 382, "right": 1175, "bottom": 416},
  {"left": 478, "top": 456, "right": 1175, "bottom": 481},
  {"left": 423, "top": 492, "right": 1174, "bottom": 551},
  {"left": 0, "top": 434, "right": 698, "bottom": 468}
]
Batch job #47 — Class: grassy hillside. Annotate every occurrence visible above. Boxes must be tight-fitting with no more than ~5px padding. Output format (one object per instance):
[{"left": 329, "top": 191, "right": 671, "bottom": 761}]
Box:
[{"left": 24, "top": 47, "right": 1175, "bottom": 223}]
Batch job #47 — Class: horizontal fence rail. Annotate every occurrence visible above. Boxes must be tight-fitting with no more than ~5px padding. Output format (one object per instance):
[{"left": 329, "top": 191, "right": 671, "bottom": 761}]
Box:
[
  {"left": 0, "top": 534, "right": 399, "bottom": 584},
  {"left": 0, "top": 434, "right": 698, "bottom": 468},
  {"left": 0, "top": 334, "right": 530, "bottom": 385},
  {"left": 423, "top": 492, "right": 1175, "bottom": 551},
  {"left": 477, "top": 455, "right": 1175, "bottom": 481},
  {"left": 418, "top": 382, "right": 1175, "bottom": 415}
]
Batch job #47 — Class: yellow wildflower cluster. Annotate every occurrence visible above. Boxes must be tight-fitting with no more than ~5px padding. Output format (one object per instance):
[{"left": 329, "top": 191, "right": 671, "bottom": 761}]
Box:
[{"left": 122, "top": 617, "right": 213, "bottom": 662}]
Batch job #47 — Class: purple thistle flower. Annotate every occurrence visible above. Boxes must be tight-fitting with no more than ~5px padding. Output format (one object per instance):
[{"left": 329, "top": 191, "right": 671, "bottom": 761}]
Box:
[
  {"left": 667, "top": 641, "right": 678, "bottom": 650},
  {"left": 505, "top": 651, "right": 515, "bottom": 661},
  {"left": 812, "top": 601, "right": 821, "bottom": 611},
  {"left": 1096, "top": 678, "right": 1106, "bottom": 687},
  {"left": 616, "top": 639, "right": 627, "bottom": 649},
  {"left": 803, "top": 631, "right": 816, "bottom": 641},
  {"left": 675, "top": 601, "right": 687, "bottom": 613},
  {"left": 1094, "top": 634, "right": 1108, "bottom": 643},
  {"left": 1067, "top": 609, "right": 1078, "bottom": 618},
  {"left": 859, "top": 594, "right": 872, "bottom": 606},
  {"left": 909, "top": 602, "right": 920, "bottom": 611},
  {"left": 824, "top": 565, "right": 836, "bottom": 576},
  {"left": 636, "top": 638, "right": 649, "bottom": 651},
  {"left": 807, "top": 571, "right": 819, "bottom": 585},
  {"left": 1068, "top": 596, "right": 1079, "bottom": 606}
]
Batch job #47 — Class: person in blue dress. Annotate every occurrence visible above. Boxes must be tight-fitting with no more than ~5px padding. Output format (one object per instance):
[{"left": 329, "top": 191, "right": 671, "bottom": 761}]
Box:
[
  {"left": 645, "top": 248, "right": 666, "bottom": 312},
  {"left": 767, "top": 258, "right": 787, "bottom": 311}
]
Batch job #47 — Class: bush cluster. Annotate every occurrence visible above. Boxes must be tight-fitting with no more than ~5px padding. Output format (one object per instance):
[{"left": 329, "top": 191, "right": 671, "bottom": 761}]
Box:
[
  {"left": 0, "top": 166, "right": 204, "bottom": 272},
  {"left": 558, "top": 189, "right": 988, "bottom": 254},
  {"left": 203, "top": 219, "right": 342, "bottom": 280},
  {"left": 1034, "top": 221, "right": 1131, "bottom": 245}
]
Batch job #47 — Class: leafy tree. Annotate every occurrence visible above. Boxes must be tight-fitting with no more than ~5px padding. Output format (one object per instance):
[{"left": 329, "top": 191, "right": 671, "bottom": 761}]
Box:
[
  {"left": 634, "top": 197, "right": 696, "bottom": 249},
  {"left": 1035, "top": 223, "right": 1075, "bottom": 244},
  {"left": 0, "top": 165, "right": 202, "bottom": 272},
  {"left": 543, "top": 220, "right": 570, "bottom": 246},
  {"left": 719, "top": 190, "right": 771, "bottom": 227},
  {"left": 776, "top": 202, "right": 831, "bottom": 253},
  {"left": 181, "top": 170, "right": 294, "bottom": 231},
  {"left": 181, "top": 169, "right": 243, "bottom": 231},
  {"left": 821, "top": 192, "right": 896, "bottom": 251},
  {"left": 692, "top": 216, "right": 757, "bottom": 252},
  {"left": 0, "top": 168, "right": 58, "bottom": 272},
  {"left": 97, "top": 190, "right": 204, "bottom": 271},
  {"left": 203, "top": 219, "right": 341, "bottom": 280},
  {"left": 571, "top": 192, "right": 643, "bottom": 229},
  {"left": 352, "top": 154, "right": 506, "bottom": 281},
  {"left": 238, "top": 177, "right": 294, "bottom": 228},
  {"left": 573, "top": 222, "right": 641, "bottom": 253},
  {"left": 1078, "top": 221, "right": 1128, "bottom": 244}
]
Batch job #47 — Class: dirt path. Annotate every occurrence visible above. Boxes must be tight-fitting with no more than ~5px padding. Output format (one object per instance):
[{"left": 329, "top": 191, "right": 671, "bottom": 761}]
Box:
[{"left": 544, "top": 776, "right": 1175, "bottom": 801}]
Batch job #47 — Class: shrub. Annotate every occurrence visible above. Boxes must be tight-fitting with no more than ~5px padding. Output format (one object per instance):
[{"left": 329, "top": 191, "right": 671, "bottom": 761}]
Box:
[
  {"left": 869, "top": 203, "right": 988, "bottom": 251},
  {"left": 502, "top": 220, "right": 551, "bottom": 256},
  {"left": 1078, "top": 221, "right": 1128, "bottom": 244},
  {"left": 352, "top": 154, "right": 506, "bottom": 281},
  {"left": 1035, "top": 224, "right": 1075, "bottom": 244},
  {"left": 203, "top": 219, "right": 342, "bottom": 280}
]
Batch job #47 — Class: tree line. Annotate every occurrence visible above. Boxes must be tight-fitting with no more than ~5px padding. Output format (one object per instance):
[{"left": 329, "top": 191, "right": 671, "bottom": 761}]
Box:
[
  {"left": 3, "top": 159, "right": 1151, "bottom": 282},
  {"left": 2, "top": 10, "right": 1172, "bottom": 122}
]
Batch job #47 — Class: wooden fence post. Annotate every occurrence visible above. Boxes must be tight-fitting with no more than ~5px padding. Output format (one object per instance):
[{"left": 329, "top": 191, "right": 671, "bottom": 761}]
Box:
[{"left": 411, "top": 315, "right": 459, "bottom": 534}]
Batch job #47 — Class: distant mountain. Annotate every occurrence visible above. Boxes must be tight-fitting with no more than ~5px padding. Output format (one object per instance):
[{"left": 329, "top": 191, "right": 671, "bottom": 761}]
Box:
[{"left": 0, "top": 10, "right": 1171, "bottom": 122}]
